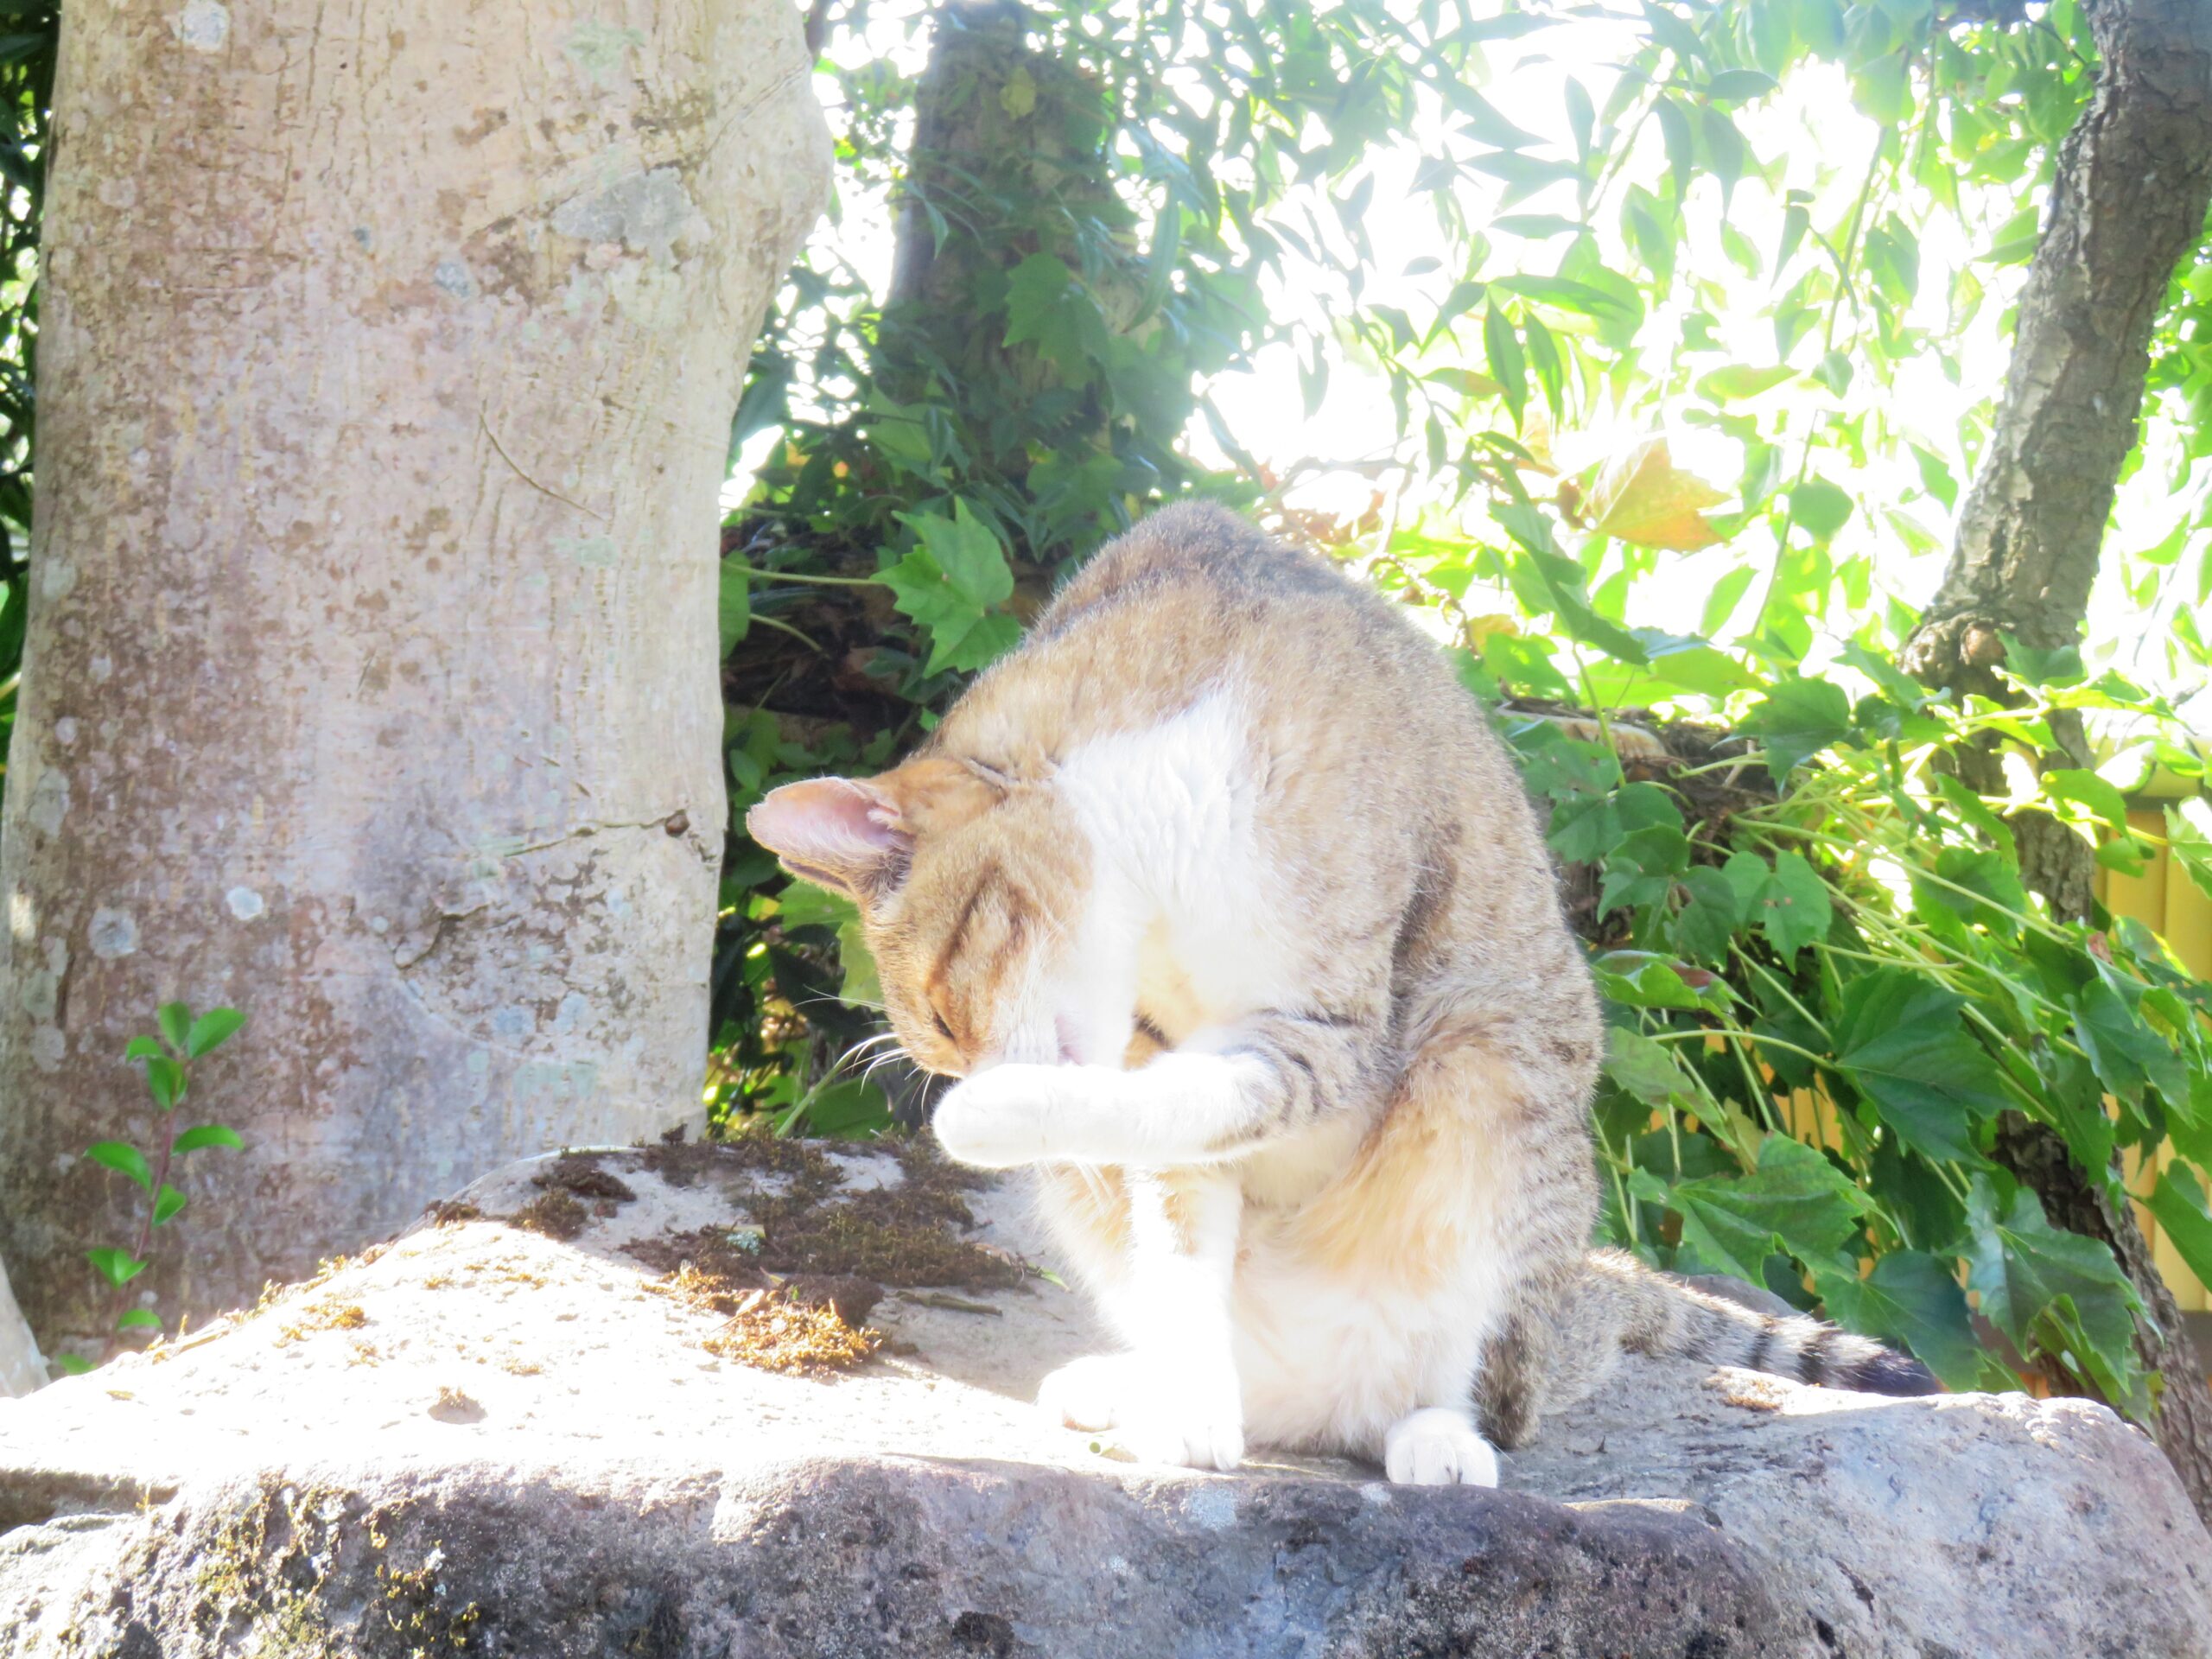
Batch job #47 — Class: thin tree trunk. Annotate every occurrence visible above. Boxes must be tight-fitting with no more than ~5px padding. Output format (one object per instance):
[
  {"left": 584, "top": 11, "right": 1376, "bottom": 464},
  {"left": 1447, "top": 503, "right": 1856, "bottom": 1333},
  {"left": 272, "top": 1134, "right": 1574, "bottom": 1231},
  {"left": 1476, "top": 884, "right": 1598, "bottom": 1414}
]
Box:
[
  {"left": 0, "top": 0, "right": 828, "bottom": 1353},
  {"left": 1900, "top": 0, "right": 2212, "bottom": 1524}
]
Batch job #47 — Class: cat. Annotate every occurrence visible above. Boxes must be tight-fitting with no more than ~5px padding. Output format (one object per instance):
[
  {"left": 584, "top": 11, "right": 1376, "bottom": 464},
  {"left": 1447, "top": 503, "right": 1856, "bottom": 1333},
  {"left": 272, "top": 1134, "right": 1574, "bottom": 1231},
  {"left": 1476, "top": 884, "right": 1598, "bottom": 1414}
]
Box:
[{"left": 747, "top": 503, "right": 1936, "bottom": 1485}]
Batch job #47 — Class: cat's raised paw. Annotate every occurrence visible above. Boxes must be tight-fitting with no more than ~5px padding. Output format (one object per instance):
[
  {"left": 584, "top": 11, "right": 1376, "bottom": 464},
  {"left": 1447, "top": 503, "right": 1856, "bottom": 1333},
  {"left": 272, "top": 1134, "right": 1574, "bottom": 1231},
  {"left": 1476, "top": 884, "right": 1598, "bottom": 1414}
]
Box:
[
  {"left": 931, "top": 1065, "right": 1068, "bottom": 1167},
  {"left": 1383, "top": 1408, "right": 1499, "bottom": 1487}
]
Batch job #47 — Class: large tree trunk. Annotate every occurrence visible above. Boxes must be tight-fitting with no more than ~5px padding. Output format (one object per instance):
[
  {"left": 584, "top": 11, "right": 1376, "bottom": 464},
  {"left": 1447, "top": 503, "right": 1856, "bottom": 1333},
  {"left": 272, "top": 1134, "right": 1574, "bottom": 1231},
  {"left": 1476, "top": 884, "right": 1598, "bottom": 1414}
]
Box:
[
  {"left": 0, "top": 0, "right": 828, "bottom": 1355},
  {"left": 1901, "top": 0, "right": 2212, "bottom": 1523}
]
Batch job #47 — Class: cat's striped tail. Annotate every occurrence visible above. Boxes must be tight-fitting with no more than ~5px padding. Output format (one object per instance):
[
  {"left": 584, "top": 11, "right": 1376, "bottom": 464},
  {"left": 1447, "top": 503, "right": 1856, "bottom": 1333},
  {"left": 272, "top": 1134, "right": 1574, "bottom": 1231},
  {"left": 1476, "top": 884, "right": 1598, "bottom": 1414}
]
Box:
[{"left": 1576, "top": 1247, "right": 1942, "bottom": 1396}]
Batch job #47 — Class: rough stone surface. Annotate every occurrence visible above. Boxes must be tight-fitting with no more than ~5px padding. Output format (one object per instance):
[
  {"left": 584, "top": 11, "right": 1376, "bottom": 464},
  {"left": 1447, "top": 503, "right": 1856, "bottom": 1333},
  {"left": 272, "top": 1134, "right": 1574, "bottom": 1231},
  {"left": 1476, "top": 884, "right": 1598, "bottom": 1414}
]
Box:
[{"left": 1, "top": 1141, "right": 2205, "bottom": 1656}]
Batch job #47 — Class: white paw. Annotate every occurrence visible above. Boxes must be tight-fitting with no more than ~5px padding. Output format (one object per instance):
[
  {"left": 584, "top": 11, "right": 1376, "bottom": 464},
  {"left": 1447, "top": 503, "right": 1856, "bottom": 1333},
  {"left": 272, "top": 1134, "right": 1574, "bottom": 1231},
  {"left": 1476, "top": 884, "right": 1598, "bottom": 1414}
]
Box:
[
  {"left": 1383, "top": 1408, "right": 1499, "bottom": 1487},
  {"left": 1038, "top": 1353, "right": 1245, "bottom": 1473},
  {"left": 931, "top": 1065, "right": 1067, "bottom": 1168}
]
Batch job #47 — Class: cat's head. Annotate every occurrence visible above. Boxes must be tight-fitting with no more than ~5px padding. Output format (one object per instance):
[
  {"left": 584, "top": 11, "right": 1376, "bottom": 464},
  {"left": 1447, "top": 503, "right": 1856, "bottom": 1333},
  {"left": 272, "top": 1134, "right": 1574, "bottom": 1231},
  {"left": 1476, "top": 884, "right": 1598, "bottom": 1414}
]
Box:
[{"left": 747, "top": 757, "right": 1117, "bottom": 1076}]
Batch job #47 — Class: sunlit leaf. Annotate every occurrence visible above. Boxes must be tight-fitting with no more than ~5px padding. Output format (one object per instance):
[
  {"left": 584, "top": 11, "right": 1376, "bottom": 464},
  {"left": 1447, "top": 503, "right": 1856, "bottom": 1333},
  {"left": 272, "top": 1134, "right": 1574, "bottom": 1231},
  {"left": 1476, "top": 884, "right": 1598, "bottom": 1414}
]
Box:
[{"left": 1585, "top": 437, "right": 1730, "bottom": 550}]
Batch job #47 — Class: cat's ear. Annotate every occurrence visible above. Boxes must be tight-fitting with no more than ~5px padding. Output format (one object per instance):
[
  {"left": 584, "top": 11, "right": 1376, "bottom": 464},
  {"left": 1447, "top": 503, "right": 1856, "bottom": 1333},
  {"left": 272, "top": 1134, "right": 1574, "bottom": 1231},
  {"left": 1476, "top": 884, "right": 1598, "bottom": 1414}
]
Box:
[
  {"left": 746, "top": 777, "right": 912, "bottom": 900},
  {"left": 746, "top": 759, "right": 1006, "bottom": 900}
]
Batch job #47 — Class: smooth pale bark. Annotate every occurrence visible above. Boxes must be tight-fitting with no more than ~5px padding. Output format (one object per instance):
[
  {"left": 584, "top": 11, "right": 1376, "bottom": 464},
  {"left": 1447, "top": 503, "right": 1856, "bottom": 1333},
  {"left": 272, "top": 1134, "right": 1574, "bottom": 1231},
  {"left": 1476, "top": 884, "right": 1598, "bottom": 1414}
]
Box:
[
  {"left": 1901, "top": 0, "right": 2212, "bottom": 1524},
  {"left": 0, "top": 0, "right": 828, "bottom": 1350}
]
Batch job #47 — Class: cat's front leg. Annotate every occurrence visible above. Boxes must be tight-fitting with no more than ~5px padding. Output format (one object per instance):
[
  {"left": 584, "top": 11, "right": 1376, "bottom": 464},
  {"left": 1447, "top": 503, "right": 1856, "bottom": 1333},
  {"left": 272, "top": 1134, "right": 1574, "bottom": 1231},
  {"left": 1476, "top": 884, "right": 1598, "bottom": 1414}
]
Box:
[
  {"left": 1036, "top": 1168, "right": 1245, "bottom": 1471},
  {"left": 933, "top": 1013, "right": 1379, "bottom": 1169}
]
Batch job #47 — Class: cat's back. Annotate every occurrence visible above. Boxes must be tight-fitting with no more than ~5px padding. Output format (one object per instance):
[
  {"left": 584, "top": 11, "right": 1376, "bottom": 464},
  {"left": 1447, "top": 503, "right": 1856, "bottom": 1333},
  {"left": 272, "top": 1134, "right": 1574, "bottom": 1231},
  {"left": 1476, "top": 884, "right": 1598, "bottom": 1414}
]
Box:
[{"left": 950, "top": 502, "right": 1471, "bottom": 753}]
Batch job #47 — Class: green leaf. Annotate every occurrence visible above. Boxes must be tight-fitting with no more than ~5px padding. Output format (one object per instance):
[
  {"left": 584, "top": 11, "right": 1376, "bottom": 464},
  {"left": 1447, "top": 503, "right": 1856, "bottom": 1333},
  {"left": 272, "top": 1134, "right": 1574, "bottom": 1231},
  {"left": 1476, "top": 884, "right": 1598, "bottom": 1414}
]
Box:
[
  {"left": 151, "top": 1184, "right": 187, "bottom": 1227},
  {"left": 1965, "top": 1175, "right": 2139, "bottom": 1382},
  {"left": 1696, "top": 364, "right": 1794, "bottom": 403},
  {"left": 1732, "top": 849, "right": 1832, "bottom": 959},
  {"left": 1744, "top": 678, "right": 1853, "bottom": 784},
  {"left": 85, "top": 1141, "right": 152, "bottom": 1192},
  {"left": 881, "top": 501, "right": 1017, "bottom": 676},
  {"left": 54, "top": 1354, "right": 92, "bottom": 1376},
  {"left": 86, "top": 1247, "right": 149, "bottom": 1288},
  {"left": 1667, "top": 1135, "right": 1868, "bottom": 1283},
  {"left": 185, "top": 1007, "right": 245, "bottom": 1059},
  {"left": 1789, "top": 480, "right": 1854, "bottom": 540},
  {"left": 124, "top": 1035, "right": 164, "bottom": 1062},
  {"left": 115, "top": 1308, "right": 162, "bottom": 1332},
  {"left": 1813, "top": 1249, "right": 1984, "bottom": 1391},
  {"left": 1603, "top": 1027, "right": 1689, "bottom": 1107},
  {"left": 1832, "top": 969, "right": 2010, "bottom": 1164},
  {"left": 718, "top": 560, "right": 751, "bottom": 656},
  {"left": 2069, "top": 980, "right": 2186, "bottom": 1109},
  {"left": 1483, "top": 302, "right": 1527, "bottom": 425},
  {"left": 2145, "top": 1164, "right": 2212, "bottom": 1294},
  {"left": 173, "top": 1123, "right": 245, "bottom": 1154},
  {"left": 1705, "top": 69, "right": 1779, "bottom": 102},
  {"left": 1674, "top": 866, "right": 1742, "bottom": 965},
  {"left": 2042, "top": 767, "right": 2128, "bottom": 833},
  {"left": 143, "top": 1056, "right": 187, "bottom": 1112},
  {"left": 156, "top": 1003, "right": 192, "bottom": 1053}
]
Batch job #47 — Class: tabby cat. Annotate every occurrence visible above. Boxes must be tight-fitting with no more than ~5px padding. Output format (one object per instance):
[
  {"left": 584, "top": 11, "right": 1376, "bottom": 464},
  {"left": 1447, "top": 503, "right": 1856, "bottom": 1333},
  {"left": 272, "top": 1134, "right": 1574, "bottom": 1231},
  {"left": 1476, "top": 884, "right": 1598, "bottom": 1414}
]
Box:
[{"left": 748, "top": 505, "right": 1936, "bottom": 1485}]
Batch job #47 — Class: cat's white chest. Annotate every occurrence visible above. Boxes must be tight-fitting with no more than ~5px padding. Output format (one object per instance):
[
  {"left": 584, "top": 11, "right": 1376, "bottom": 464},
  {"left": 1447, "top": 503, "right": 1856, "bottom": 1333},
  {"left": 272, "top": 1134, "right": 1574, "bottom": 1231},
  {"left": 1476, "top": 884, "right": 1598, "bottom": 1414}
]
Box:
[{"left": 1052, "top": 691, "right": 1296, "bottom": 1021}]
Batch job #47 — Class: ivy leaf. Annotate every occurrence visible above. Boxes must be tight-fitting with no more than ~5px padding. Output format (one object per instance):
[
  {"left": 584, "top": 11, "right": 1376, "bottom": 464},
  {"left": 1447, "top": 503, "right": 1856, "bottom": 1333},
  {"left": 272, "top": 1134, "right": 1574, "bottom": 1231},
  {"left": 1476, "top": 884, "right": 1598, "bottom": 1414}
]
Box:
[
  {"left": 86, "top": 1247, "right": 148, "bottom": 1288},
  {"left": 1832, "top": 969, "right": 2009, "bottom": 1164},
  {"left": 1812, "top": 1249, "right": 1985, "bottom": 1391},
  {"left": 115, "top": 1308, "right": 162, "bottom": 1332},
  {"left": 173, "top": 1123, "right": 245, "bottom": 1154},
  {"left": 2144, "top": 1164, "right": 2212, "bottom": 1294},
  {"left": 1585, "top": 437, "right": 1729, "bottom": 550},
  {"left": 2069, "top": 980, "right": 2186, "bottom": 1109},
  {"left": 151, "top": 1184, "right": 187, "bottom": 1227},
  {"left": 1673, "top": 866, "right": 1741, "bottom": 965},
  {"left": 1744, "top": 678, "right": 1852, "bottom": 784},
  {"left": 1965, "top": 1175, "right": 2139, "bottom": 1385},
  {"left": 186, "top": 1007, "right": 245, "bottom": 1059},
  {"left": 1002, "top": 252, "right": 1103, "bottom": 379},
  {"left": 881, "top": 501, "right": 1017, "bottom": 676},
  {"left": 1603, "top": 1027, "right": 1689, "bottom": 1107},
  {"left": 1666, "top": 1135, "right": 1867, "bottom": 1283},
  {"left": 156, "top": 1002, "right": 192, "bottom": 1053},
  {"left": 86, "top": 1141, "right": 152, "bottom": 1192},
  {"left": 1721, "top": 849, "right": 1831, "bottom": 960},
  {"left": 123, "top": 1035, "right": 164, "bottom": 1062},
  {"left": 1909, "top": 846, "right": 2028, "bottom": 939}
]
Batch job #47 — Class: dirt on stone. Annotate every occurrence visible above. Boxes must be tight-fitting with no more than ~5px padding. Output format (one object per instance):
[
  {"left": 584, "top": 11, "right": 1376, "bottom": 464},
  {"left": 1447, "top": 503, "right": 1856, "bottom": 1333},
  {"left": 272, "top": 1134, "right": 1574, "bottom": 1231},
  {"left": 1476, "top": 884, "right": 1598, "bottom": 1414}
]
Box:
[
  {"left": 531, "top": 1154, "right": 638, "bottom": 1205},
  {"left": 506, "top": 1191, "right": 588, "bottom": 1242}
]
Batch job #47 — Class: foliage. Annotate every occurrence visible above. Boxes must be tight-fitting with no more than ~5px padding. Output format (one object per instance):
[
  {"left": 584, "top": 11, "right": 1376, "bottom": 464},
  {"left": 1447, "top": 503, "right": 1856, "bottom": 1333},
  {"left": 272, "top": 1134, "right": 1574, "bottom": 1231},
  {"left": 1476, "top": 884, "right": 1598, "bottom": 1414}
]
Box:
[
  {"left": 0, "top": 2, "right": 54, "bottom": 794},
  {"left": 57, "top": 1001, "right": 247, "bottom": 1373},
  {"left": 714, "top": 0, "right": 2212, "bottom": 1425}
]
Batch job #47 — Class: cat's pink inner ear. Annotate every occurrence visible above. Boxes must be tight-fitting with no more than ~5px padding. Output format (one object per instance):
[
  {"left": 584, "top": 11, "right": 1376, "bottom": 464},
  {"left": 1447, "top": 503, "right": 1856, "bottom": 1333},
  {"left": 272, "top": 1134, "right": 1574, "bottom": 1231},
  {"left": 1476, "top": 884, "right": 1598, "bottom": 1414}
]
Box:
[{"left": 746, "top": 778, "right": 911, "bottom": 894}]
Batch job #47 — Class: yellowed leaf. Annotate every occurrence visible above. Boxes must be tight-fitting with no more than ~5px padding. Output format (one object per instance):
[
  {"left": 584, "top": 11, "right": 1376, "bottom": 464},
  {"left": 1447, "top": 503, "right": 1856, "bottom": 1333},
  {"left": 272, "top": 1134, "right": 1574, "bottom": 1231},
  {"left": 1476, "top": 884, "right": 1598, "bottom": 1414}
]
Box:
[
  {"left": 1464, "top": 613, "right": 1521, "bottom": 647},
  {"left": 1586, "top": 436, "right": 1730, "bottom": 551},
  {"left": 1518, "top": 402, "right": 1557, "bottom": 474}
]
